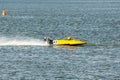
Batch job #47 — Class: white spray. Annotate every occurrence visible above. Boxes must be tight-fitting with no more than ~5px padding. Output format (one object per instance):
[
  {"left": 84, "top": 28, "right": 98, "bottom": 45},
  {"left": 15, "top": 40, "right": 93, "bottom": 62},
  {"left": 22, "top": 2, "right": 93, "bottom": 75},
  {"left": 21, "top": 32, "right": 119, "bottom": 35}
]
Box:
[{"left": 0, "top": 36, "right": 49, "bottom": 46}]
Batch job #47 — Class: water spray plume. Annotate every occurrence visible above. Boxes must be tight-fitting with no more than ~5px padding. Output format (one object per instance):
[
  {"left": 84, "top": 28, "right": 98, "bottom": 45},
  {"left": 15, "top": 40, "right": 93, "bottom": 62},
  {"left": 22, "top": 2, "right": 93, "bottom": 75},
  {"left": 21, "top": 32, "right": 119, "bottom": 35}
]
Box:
[{"left": 0, "top": 37, "right": 49, "bottom": 46}]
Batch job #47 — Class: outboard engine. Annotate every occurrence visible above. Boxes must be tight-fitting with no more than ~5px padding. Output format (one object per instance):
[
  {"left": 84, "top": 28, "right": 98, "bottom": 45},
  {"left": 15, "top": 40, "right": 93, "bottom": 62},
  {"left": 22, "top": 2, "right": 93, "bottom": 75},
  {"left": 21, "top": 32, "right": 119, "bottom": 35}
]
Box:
[
  {"left": 44, "top": 37, "right": 47, "bottom": 41},
  {"left": 44, "top": 37, "right": 53, "bottom": 44}
]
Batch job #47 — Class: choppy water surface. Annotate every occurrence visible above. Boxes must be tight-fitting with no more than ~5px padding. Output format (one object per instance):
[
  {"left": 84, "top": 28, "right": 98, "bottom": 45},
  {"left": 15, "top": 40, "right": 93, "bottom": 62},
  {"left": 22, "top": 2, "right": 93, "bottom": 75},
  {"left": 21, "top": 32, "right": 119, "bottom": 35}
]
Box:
[{"left": 0, "top": 0, "right": 120, "bottom": 80}]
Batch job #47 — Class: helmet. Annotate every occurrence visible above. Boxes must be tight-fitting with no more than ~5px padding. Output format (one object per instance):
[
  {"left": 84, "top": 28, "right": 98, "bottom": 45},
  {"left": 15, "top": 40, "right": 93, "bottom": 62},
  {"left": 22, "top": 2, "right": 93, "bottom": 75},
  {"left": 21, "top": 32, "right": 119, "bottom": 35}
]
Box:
[{"left": 67, "top": 36, "right": 72, "bottom": 40}]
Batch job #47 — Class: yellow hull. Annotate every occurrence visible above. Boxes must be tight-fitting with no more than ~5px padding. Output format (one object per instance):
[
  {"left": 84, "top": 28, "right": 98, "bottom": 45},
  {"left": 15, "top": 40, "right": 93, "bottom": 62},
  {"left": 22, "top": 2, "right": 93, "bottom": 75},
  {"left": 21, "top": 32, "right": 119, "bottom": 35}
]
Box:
[{"left": 52, "top": 39, "right": 87, "bottom": 46}]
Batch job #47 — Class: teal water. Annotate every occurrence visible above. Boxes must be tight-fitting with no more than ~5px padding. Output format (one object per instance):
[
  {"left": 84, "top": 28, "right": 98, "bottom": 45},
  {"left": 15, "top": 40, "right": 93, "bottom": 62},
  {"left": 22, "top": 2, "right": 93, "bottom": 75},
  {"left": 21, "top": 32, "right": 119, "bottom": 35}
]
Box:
[{"left": 0, "top": 1, "right": 120, "bottom": 80}]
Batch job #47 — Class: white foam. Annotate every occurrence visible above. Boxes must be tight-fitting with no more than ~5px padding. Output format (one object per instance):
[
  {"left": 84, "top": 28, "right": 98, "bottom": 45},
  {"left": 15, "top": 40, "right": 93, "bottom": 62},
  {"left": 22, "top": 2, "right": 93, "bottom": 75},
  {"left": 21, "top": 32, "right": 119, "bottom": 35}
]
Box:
[{"left": 0, "top": 37, "right": 49, "bottom": 46}]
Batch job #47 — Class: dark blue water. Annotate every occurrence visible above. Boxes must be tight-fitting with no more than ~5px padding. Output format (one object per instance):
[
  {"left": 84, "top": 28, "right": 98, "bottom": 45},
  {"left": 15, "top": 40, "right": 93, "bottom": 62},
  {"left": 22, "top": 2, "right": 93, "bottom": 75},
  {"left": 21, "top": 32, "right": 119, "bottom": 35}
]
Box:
[{"left": 0, "top": 0, "right": 120, "bottom": 80}]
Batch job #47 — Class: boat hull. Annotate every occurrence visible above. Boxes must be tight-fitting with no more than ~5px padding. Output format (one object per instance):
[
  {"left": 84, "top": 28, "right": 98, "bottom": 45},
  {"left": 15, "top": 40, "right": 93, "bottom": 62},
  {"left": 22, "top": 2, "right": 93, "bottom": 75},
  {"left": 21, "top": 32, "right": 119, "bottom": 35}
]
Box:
[{"left": 52, "top": 39, "right": 87, "bottom": 46}]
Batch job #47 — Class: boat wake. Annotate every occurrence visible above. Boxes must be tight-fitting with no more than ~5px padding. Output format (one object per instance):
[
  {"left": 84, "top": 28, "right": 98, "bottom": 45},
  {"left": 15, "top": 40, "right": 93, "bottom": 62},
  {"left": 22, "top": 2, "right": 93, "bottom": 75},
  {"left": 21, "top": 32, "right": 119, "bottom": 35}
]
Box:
[{"left": 0, "top": 37, "right": 49, "bottom": 46}]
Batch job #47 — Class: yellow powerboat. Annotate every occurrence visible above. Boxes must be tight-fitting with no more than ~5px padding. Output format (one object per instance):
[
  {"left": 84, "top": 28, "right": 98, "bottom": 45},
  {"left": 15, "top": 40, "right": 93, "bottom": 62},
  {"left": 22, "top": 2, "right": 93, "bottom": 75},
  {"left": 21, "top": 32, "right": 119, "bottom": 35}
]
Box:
[
  {"left": 52, "top": 39, "right": 86, "bottom": 46},
  {"left": 44, "top": 37, "right": 87, "bottom": 46}
]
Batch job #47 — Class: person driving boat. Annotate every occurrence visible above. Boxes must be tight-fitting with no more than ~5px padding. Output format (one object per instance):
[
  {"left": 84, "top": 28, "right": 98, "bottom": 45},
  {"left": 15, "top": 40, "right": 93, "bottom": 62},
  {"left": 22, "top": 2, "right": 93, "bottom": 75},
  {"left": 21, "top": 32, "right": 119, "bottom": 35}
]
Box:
[{"left": 67, "top": 36, "right": 72, "bottom": 40}]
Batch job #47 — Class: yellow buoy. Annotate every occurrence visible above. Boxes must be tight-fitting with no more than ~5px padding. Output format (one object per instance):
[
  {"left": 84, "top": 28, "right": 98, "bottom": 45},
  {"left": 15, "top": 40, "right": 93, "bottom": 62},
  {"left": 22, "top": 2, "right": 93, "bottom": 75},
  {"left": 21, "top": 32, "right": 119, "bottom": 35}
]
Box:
[{"left": 2, "top": 10, "right": 6, "bottom": 16}]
